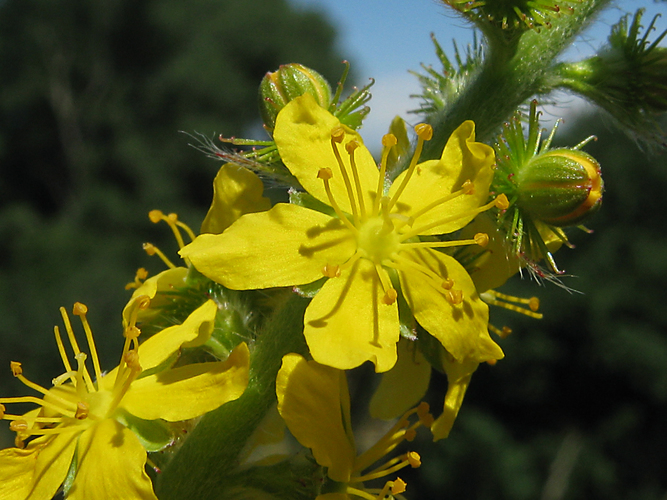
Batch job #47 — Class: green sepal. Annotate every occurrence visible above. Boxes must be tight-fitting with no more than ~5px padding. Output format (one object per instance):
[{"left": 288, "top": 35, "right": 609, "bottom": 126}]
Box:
[
  {"left": 293, "top": 276, "right": 327, "bottom": 299},
  {"left": 288, "top": 188, "right": 336, "bottom": 218},
  {"left": 114, "top": 410, "right": 175, "bottom": 452}
]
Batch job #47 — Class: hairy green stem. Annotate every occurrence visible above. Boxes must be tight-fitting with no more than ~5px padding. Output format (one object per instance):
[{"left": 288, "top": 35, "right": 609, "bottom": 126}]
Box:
[
  {"left": 156, "top": 293, "right": 309, "bottom": 500},
  {"left": 421, "top": 0, "right": 612, "bottom": 161}
]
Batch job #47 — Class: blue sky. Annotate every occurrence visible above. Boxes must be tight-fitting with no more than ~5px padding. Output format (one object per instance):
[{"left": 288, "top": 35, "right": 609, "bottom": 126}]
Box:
[{"left": 289, "top": 0, "right": 666, "bottom": 150}]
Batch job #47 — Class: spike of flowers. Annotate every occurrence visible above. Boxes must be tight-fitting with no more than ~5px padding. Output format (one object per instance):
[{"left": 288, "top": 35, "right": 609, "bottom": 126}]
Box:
[{"left": 181, "top": 93, "right": 505, "bottom": 373}]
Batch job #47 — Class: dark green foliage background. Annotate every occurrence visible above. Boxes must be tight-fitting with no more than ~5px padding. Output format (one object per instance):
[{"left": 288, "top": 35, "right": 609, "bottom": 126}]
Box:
[{"left": 0, "top": 0, "right": 343, "bottom": 446}]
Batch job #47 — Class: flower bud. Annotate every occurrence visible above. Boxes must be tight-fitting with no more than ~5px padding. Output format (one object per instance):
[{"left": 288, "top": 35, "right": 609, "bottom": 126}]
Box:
[
  {"left": 515, "top": 148, "right": 603, "bottom": 227},
  {"left": 259, "top": 63, "right": 332, "bottom": 131}
]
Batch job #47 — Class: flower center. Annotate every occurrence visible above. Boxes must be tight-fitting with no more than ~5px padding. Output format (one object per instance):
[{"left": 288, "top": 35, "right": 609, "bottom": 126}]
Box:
[
  {"left": 356, "top": 216, "right": 400, "bottom": 264},
  {"left": 318, "top": 122, "right": 508, "bottom": 306}
]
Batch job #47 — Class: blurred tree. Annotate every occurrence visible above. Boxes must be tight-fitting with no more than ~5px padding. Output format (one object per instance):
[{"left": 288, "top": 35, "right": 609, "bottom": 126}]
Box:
[
  {"left": 404, "top": 110, "right": 667, "bottom": 500},
  {"left": 0, "top": 0, "right": 344, "bottom": 446}
]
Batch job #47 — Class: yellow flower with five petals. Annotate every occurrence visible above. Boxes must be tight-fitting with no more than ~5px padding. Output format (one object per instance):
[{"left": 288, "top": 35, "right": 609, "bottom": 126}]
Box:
[
  {"left": 0, "top": 299, "right": 249, "bottom": 500},
  {"left": 181, "top": 94, "right": 505, "bottom": 372}
]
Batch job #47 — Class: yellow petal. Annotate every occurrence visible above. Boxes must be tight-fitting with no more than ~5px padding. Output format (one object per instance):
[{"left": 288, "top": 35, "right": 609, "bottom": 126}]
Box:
[
  {"left": 201, "top": 163, "right": 271, "bottom": 235},
  {"left": 137, "top": 299, "right": 218, "bottom": 371},
  {"left": 122, "top": 267, "right": 188, "bottom": 329},
  {"left": 398, "top": 248, "right": 503, "bottom": 363},
  {"left": 369, "top": 338, "right": 431, "bottom": 420},
  {"left": 0, "top": 446, "right": 34, "bottom": 500},
  {"left": 121, "top": 342, "right": 249, "bottom": 421},
  {"left": 68, "top": 419, "right": 157, "bottom": 500},
  {"left": 276, "top": 353, "right": 356, "bottom": 483},
  {"left": 274, "top": 94, "right": 378, "bottom": 217},
  {"left": 181, "top": 203, "right": 356, "bottom": 289},
  {"left": 0, "top": 431, "right": 77, "bottom": 500},
  {"left": 26, "top": 430, "right": 79, "bottom": 500},
  {"left": 304, "top": 258, "right": 399, "bottom": 373},
  {"left": 431, "top": 356, "right": 479, "bottom": 441},
  {"left": 389, "top": 121, "right": 495, "bottom": 235}
]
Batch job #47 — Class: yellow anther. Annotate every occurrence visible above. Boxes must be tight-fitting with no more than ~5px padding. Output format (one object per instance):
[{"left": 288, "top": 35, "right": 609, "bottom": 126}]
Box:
[
  {"left": 462, "top": 179, "right": 475, "bottom": 194},
  {"left": 494, "top": 193, "right": 510, "bottom": 210},
  {"left": 75, "top": 401, "right": 89, "bottom": 420},
  {"left": 317, "top": 167, "right": 333, "bottom": 180},
  {"left": 72, "top": 302, "right": 88, "bottom": 316},
  {"left": 406, "top": 451, "right": 421, "bottom": 468},
  {"left": 447, "top": 289, "right": 463, "bottom": 305},
  {"left": 143, "top": 242, "right": 157, "bottom": 256},
  {"left": 137, "top": 295, "right": 151, "bottom": 310},
  {"left": 125, "top": 268, "right": 149, "bottom": 290},
  {"left": 167, "top": 213, "right": 179, "bottom": 224},
  {"left": 487, "top": 358, "right": 498, "bottom": 366},
  {"left": 529, "top": 297, "right": 540, "bottom": 312},
  {"left": 322, "top": 264, "right": 341, "bottom": 278},
  {"left": 489, "top": 323, "right": 513, "bottom": 338},
  {"left": 124, "top": 350, "right": 142, "bottom": 372},
  {"left": 345, "top": 140, "right": 360, "bottom": 153},
  {"left": 474, "top": 232, "right": 489, "bottom": 247},
  {"left": 124, "top": 326, "right": 141, "bottom": 340},
  {"left": 10, "top": 362, "right": 22, "bottom": 377},
  {"left": 414, "top": 123, "right": 433, "bottom": 141},
  {"left": 392, "top": 478, "right": 407, "bottom": 495},
  {"left": 382, "top": 133, "right": 398, "bottom": 148},
  {"left": 331, "top": 126, "right": 345, "bottom": 143},
  {"left": 10, "top": 420, "right": 28, "bottom": 433},
  {"left": 442, "top": 278, "right": 454, "bottom": 290},
  {"left": 383, "top": 288, "right": 398, "bottom": 305},
  {"left": 148, "top": 210, "right": 164, "bottom": 224},
  {"left": 404, "top": 428, "right": 417, "bottom": 441}
]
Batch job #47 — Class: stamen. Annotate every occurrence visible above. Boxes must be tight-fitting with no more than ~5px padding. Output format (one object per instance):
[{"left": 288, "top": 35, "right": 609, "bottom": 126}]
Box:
[
  {"left": 75, "top": 401, "right": 89, "bottom": 420},
  {"left": 391, "top": 478, "right": 407, "bottom": 495},
  {"left": 399, "top": 194, "right": 509, "bottom": 242},
  {"left": 446, "top": 289, "right": 464, "bottom": 305},
  {"left": 125, "top": 267, "right": 149, "bottom": 290},
  {"left": 148, "top": 210, "right": 195, "bottom": 249},
  {"left": 384, "top": 255, "right": 455, "bottom": 296},
  {"left": 54, "top": 326, "right": 73, "bottom": 381},
  {"left": 373, "top": 134, "right": 397, "bottom": 216},
  {"left": 488, "top": 324, "right": 513, "bottom": 338},
  {"left": 481, "top": 290, "right": 543, "bottom": 319},
  {"left": 355, "top": 451, "right": 421, "bottom": 483},
  {"left": 108, "top": 350, "right": 142, "bottom": 416},
  {"left": 73, "top": 303, "right": 102, "bottom": 385},
  {"left": 74, "top": 353, "right": 93, "bottom": 398},
  {"left": 330, "top": 128, "right": 360, "bottom": 224},
  {"left": 345, "top": 140, "right": 367, "bottom": 220},
  {"left": 143, "top": 243, "right": 177, "bottom": 269},
  {"left": 399, "top": 235, "right": 487, "bottom": 249},
  {"left": 0, "top": 396, "right": 77, "bottom": 419},
  {"left": 374, "top": 264, "right": 397, "bottom": 306},
  {"left": 394, "top": 181, "right": 474, "bottom": 232},
  {"left": 322, "top": 264, "right": 341, "bottom": 278},
  {"left": 387, "top": 123, "right": 433, "bottom": 211},
  {"left": 318, "top": 168, "right": 359, "bottom": 234}
]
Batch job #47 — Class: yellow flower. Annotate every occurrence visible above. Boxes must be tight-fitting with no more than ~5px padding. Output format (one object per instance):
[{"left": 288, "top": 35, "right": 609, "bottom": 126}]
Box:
[
  {"left": 276, "top": 353, "right": 432, "bottom": 500},
  {"left": 181, "top": 94, "right": 505, "bottom": 372},
  {"left": 0, "top": 299, "right": 250, "bottom": 500}
]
